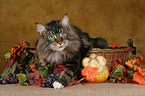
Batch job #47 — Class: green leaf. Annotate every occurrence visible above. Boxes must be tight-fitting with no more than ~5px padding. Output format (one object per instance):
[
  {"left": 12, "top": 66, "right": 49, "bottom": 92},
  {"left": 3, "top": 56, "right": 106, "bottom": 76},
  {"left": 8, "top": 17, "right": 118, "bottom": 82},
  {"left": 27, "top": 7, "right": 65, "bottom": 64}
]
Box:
[
  {"left": 125, "top": 70, "right": 134, "bottom": 79},
  {"left": 25, "top": 66, "right": 31, "bottom": 76},
  {"left": 16, "top": 74, "right": 27, "bottom": 85},
  {"left": 4, "top": 52, "right": 11, "bottom": 60},
  {"left": 140, "top": 64, "right": 145, "bottom": 69},
  {"left": 27, "top": 55, "right": 34, "bottom": 64},
  {"left": 10, "top": 62, "right": 18, "bottom": 73},
  {"left": 109, "top": 64, "right": 124, "bottom": 79},
  {"left": 19, "top": 58, "right": 25, "bottom": 65},
  {"left": 24, "top": 52, "right": 34, "bottom": 64},
  {"left": 1, "top": 68, "right": 11, "bottom": 78},
  {"left": 35, "top": 67, "right": 49, "bottom": 76},
  {"left": 34, "top": 64, "right": 54, "bottom": 77}
]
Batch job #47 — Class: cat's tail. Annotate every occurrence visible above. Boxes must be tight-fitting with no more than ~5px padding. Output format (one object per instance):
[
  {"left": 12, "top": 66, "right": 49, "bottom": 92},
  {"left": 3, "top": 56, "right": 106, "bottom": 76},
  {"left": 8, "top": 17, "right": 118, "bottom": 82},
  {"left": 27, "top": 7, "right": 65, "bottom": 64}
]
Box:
[{"left": 92, "top": 37, "right": 109, "bottom": 49}]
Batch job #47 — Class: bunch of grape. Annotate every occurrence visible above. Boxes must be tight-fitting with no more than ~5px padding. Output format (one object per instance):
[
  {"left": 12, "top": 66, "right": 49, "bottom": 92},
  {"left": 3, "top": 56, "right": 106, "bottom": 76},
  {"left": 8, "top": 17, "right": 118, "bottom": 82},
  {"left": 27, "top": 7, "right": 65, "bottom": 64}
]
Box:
[
  {"left": 41, "top": 73, "right": 60, "bottom": 88},
  {"left": 0, "top": 73, "right": 18, "bottom": 84}
]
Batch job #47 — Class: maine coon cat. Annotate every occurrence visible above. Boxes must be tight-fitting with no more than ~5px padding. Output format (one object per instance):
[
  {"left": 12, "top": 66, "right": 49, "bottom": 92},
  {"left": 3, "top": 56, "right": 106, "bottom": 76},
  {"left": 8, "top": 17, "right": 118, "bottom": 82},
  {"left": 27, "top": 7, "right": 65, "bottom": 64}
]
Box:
[{"left": 35, "top": 14, "right": 109, "bottom": 88}]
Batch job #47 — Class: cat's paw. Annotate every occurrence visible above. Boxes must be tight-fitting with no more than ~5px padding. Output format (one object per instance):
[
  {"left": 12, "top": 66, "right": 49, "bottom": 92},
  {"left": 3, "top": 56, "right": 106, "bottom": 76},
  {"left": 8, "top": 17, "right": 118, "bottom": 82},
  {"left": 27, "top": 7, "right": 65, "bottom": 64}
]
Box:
[{"left": 53, "top": 81, "right": 64, "bottom": 89}]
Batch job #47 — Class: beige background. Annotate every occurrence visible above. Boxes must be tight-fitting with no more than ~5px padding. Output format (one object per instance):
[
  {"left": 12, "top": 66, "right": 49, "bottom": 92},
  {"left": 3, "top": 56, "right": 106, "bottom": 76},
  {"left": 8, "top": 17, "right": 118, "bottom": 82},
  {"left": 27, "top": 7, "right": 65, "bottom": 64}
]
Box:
[{"left": 0, "top": 0, "right": 145, "bottom": 73}]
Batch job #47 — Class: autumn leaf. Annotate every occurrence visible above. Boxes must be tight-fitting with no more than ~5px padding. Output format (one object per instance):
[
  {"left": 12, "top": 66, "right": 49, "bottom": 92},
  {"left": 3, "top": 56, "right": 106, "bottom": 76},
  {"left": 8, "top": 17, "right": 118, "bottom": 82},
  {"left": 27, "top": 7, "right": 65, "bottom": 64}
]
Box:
[
  {"left": 133, "top": 72, "right": 145, "bottom": 85},
  {"left": 1, "top": 68, "right": 11, "bottom": 78},
  {"left": 125, "top": 59, "right": 136, "bottom": 69},
  {"left": 138, "top": 68, "right": 145, "bottom": 76},
  {"left": 67, "top": 66, "right": 99, "bottom": 86},
  {"left": 4, "top": 52, "right": 11, "bottom": 60},
  {"left": 16, "top": 73, "right": 28, "bottom": 86},
  {"left": 27, "top": 72, "right": 47, "bottom": 86},
  {"left": 3, "top": 58, "right": 14, "bottom": 71},
  {"left": 35, "top": 66, "right": 49, "bottom": 76},
  {"left": 81, "top": 66, "right": 99, "bottom": 80},
  {"left": 112, "top": 59, "right": 122, "bottom": 70},
  {"left": 109, "top": 64, "right": 125, "bottom": 79},
  {"left": 52, "top": 62, "right": 65, "bottom": 75},
  {"left": 136, "top": 57, "right": 145, "bottom": 66},
  {"left": 28, "top": 63, "right": 37, "bottom": 71},
  {"left": 27, "top": 72, "right": 41, "bottom": 86},
  {"left": 10, "top": 62, "right": 18, "bottom": 73},
  {"left": 112, "top": 40, "right": 120, "bottom": 48}
]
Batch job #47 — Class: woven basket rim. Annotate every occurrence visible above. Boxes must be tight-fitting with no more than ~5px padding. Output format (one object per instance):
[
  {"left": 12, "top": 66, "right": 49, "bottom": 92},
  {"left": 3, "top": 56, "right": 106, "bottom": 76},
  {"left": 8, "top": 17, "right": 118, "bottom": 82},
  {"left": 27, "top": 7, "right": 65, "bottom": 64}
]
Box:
[{"left": 89, "top": 47, "right": 134, "bottom": 53}]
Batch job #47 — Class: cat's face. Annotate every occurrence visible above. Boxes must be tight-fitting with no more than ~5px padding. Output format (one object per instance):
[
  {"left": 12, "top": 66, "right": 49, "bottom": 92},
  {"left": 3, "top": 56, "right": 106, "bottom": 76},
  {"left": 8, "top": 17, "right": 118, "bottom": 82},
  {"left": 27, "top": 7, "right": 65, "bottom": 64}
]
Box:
[
  {"left": 47, "top": 25, "right": 69, "bottom": 51},
  {"left": 36, "top": 15, "right": 72, "bottom": 51}
]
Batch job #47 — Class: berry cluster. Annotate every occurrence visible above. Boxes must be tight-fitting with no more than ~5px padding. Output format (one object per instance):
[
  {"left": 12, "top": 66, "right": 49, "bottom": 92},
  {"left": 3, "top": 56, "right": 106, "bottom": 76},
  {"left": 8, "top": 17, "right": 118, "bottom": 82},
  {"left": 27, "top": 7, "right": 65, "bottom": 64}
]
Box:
[
  {"left": 0, "top": 73, "right": 18, "bottom": 84},
  {"left": 41, "top": 74, "right": 60, "bottom": 87}
]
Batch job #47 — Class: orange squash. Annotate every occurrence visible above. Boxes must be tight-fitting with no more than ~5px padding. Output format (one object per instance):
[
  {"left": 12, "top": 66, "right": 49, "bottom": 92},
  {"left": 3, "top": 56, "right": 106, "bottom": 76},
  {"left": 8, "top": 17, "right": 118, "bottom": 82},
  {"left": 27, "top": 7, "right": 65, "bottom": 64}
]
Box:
[{"left": 82, "top": 53, "right": 109, "bottom": 83}]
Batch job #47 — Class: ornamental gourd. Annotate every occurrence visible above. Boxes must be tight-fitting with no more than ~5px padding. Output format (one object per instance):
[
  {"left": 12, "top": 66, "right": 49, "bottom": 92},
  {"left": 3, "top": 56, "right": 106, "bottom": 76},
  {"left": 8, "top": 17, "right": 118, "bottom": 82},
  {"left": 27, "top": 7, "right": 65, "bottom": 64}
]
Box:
[{"left": 82, "top": 53, "right": 109, "bottom": 83}]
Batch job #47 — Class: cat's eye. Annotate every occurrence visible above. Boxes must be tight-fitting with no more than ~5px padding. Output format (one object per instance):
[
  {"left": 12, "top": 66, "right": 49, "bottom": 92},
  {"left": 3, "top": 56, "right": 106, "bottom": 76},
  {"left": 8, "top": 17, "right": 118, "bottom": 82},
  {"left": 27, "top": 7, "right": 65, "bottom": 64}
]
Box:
[
  {"left": 48, "top": 35, "right": 56, "bottom": 41},
  {"left": 62, "top": 33, "right": 66, "bottom": 36},
  {"left": 60, "top": 33, "right": 67, "bottom": 38}
]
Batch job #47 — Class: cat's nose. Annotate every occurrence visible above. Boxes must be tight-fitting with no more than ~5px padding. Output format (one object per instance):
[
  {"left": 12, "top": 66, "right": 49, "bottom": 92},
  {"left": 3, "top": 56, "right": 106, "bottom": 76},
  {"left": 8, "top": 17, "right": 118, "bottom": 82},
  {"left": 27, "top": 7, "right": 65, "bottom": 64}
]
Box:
[{"left": 56, "top": 38, "right": 63, "bottom": 45}]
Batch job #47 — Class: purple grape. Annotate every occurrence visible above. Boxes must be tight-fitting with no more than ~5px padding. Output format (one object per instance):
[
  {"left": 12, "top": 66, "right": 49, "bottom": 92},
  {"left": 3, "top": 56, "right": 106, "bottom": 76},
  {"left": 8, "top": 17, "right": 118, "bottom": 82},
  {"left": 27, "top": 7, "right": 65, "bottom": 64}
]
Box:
[
  {"left": 56, "top": 74, "right": 60, "bottom": 77},
  {"left": 41, "top": 83, "right": 46, "bottom": 87},
  {"left": 11, "top": 73, "right": 16, "bottom": 78},
  {"left": 41, "top": 82, "right": 50, "bottom": 87},
  {"left": 3, "top": 77, "right": 7, "bottom": 80},
  {"left": 40, "top": 74, "right": 60, "bottom": 88},
  {"left": 45, "top": 83, "right": 50, "bottom": 87},
  {"left": 9, "top": 77, "right": 13, "bottom": 80},
  {"left": 2, "top": 80, "right": 8, "bottom": 84},
  {"left": 52, "top": 78, "right": 56, "bottom": 82},
  {"left": 2, "top": 77, "right": 9, "bottom": 84},
  {"left": 46, "top": 79, "right": 52, "bottom": 84},
  {"left": 50, "top": 74, "right": 54, "bottom": 77},
  {"left": 8, "top": 73, "right": 19, "bottom": 84}
]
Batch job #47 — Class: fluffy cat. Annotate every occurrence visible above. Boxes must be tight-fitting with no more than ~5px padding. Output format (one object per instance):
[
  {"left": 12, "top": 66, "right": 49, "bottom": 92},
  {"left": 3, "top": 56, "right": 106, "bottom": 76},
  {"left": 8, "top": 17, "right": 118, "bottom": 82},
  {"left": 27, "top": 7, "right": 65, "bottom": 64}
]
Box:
[{"left": 35, "top": 14, "right": 109, "bottom": 88}]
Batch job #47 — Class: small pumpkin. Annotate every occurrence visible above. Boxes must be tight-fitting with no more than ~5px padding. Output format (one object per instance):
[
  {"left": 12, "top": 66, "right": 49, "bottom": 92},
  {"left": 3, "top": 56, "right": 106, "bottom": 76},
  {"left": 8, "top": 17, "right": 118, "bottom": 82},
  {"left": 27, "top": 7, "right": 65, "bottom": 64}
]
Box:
[{"left": 82, "top": 53, "right": 109, "bottom": 83}]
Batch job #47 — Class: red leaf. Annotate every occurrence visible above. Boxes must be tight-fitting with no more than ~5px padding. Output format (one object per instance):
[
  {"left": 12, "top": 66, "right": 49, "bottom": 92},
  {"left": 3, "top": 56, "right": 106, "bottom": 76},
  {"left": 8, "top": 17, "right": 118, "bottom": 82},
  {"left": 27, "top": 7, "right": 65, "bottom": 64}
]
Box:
[
  {"left": 52, "top": 61, "right": 65, "bottom": 74},
  {"left": 27, "top": 72, "right": 41, "bottom": 86},
  {"left": 136, "top": 58, "right": 145, "bottom": 66},
  {"left": 53, "top": 66, "right": 65, "bottom": 74},
  {"left": 137, "top": 56, "right": 143, "bottom": 61},
  {"left": 112, "top": 59, "right": 122, "bottom": 70},
  {"left": 3, "top": 58, "right": 14, "bottom": 71},
  {"left": 38, "top": 78, "right": 46, "bottom": 84},
  {"left": 112, "top": 40, "right": 120, "bottom": 48}
]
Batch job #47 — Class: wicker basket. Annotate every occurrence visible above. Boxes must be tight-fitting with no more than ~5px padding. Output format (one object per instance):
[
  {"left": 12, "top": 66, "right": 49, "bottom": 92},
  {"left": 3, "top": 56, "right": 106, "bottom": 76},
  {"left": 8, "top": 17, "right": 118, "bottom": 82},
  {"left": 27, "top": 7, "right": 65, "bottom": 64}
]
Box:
[{"left": 88, "top": 47, "right": 134, "bottom": 71}]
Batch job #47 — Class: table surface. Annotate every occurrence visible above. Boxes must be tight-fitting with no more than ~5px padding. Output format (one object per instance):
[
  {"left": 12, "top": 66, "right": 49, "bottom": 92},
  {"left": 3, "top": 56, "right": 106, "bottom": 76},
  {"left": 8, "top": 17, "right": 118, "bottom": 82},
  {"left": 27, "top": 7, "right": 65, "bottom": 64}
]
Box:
[{"left": 0, "top": 83, "right": 145, "bottom": 96}]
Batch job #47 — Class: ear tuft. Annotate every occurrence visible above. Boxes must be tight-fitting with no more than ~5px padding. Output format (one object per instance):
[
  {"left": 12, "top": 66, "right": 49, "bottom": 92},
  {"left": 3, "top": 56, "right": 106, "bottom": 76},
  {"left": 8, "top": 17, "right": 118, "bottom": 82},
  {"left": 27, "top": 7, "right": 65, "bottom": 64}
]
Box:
[
  {"left": 36, "top": 23, "right": 46, "bottom": 35},
  {"left": 60, "top": 14, "right": 69, "bottom": 27}
]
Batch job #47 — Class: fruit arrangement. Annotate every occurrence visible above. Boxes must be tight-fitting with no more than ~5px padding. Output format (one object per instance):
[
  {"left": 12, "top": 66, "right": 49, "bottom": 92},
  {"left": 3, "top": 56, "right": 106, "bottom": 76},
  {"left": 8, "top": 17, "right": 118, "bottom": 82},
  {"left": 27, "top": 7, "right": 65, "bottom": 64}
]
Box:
[{"left": 1, "top": 39, "right": 145, "bottom": 88}]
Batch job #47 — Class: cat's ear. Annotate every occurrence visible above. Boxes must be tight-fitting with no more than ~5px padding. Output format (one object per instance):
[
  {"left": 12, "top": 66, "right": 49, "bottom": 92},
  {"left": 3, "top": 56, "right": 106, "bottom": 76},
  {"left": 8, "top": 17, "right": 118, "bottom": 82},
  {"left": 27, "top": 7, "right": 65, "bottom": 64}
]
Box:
[
  {"left": 35, "top": 23, "right": 46, "bottom": 35},
  {"left": 60, "top": 14, "right": 69, "bottom": 27}
]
